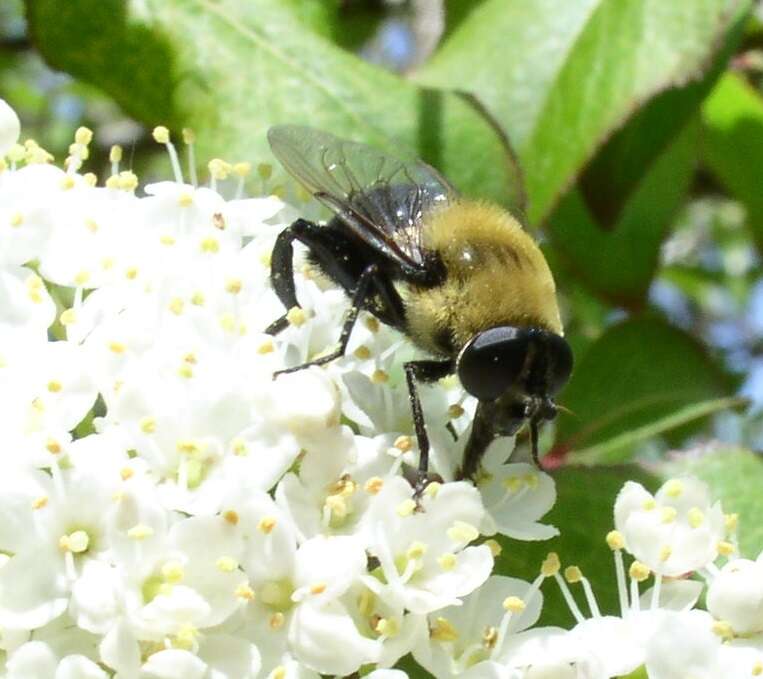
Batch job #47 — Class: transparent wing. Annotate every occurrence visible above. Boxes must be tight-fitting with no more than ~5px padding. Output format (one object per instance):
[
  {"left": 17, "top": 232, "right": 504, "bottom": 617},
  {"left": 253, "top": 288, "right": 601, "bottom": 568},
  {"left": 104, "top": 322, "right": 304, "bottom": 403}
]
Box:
[{"left": 267, "top": 125, "right": 456, "bottom": 269}]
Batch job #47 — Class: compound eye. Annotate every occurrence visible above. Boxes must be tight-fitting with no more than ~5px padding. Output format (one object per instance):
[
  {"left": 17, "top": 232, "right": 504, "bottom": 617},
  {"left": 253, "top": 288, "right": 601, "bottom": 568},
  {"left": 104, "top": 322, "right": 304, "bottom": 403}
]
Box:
[
  {"left": 546, "top": 334, "right": 573, "bottom": 395},
  {"left": 457, "top": 327, "right": 529, "bottom": 401}
]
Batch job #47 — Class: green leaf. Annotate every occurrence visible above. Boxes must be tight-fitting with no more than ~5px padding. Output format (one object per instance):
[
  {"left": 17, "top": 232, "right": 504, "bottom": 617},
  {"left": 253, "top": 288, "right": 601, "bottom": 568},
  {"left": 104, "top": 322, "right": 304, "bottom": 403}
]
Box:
[
  {"left": 702, "top": 71, "right": 763, "bottom": 250},
  {"left": 25, "top": 0, "right": 181, "bottom": 127},
  {"left": 25, "top": 0, "right": 523, "bottom": 208},
  {"left": 277, "top": 0, "right": 338, "bottom": 38},
  {"left": 393, "top": 654, "right": 434, "bottom": 679},
  {"left": 328, "top": 1, "right": 386, "bottom": 53},
  {"left": 577, "top": 6, "right": 746, "bottom": 230},
  {"left": 660, "top": 445, "right": 763, "bottom": 558},
  {"left": 417, "top": 0, "right": 745, "bottom": 223},
  {"left": 572, "top": 396, "right": 748, "bottom": 465},
  {"left": 548, "top": 119, "right": 698, "bottom": 306},
  {"left": 441, "top": 0, "right": 488, "bottom": 41},
  {"left": 555, "top": 316, "right": 730, "bottom": 461},
  {"left": 495, "top": 465, "right": 659, "bottom": 627},
  {"left": 621, "top": 668, "right": 648, "bottom": 679}
]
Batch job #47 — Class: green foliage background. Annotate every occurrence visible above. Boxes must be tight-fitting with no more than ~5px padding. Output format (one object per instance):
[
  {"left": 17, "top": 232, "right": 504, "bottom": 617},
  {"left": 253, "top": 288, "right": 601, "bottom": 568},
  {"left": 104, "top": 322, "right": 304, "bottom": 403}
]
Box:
[{"left": 2, "top": 1, "right": 763, "bottom": 669}]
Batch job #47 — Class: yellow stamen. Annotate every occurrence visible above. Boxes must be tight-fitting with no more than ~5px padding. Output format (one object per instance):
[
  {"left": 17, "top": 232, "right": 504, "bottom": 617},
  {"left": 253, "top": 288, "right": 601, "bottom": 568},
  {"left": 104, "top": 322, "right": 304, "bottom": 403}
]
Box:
[
  {"left": 393, "top": 435, "right": 412, "bottom": 452},
  {"left": 430, "top": 617, "right": 458, "bottom": 642},
  {"left": 75, "top": 126, "right": 93, "bottom": 145},
  {"left": 503, "top": 596, "right": 525, "bottom": 613},
  {"left": 407, "top": 541, "right": 427, "bottom": 560},
  {"left": 396, "top": 499, "right": 417, "bottom": 517},
  {"left": 711, "top": 619, "right": 734, "bottom": 640},
  {"left": 485, "top": 539, "right": 502, "bottom": 557},
  {"left": 32, "top": 496, "right": 48, "bottom": 510},
  {"left": 236, "top": 583, "right": 255, "bottom": 600},
  {"left": 629, "top": 561, "right": 651, "bottom": 582},
  {"left": 219, "top": 274, "right": 242, "bottom": 293},
  {"left": 438, "top": 553, "right": 457, "bottom": 571},
  {"left": 687, "top": 507, "right": 705, "bottom": 528},
  {"left": 447, "top": 521, "right": 479, "bottom": 544},
  {"left": 286, "top": 306, "right": 306, "bottom": 327},
  {"left": 448, "top": 404, "right": 465, "bottom": 419},
  {"left": 200, "top": 236, "right": 219, "bottom": 253},
  {"left": 258, "top": 517, "right": 277, "bottom": 534},
  {"left": 216, "top": 556, "right": 239, "bottom": 572},
  {"left": 233, "top": 161, "right": 252, "bottom": 177},
  {"left": 663, "top": 479, "right": 684, "bottom": 498},
  {"left": 364, "top": 477, "right": 384, "bottom": 495},
  {"left": 424, "top": 481, "right": 441, "bottom": 498},
  {"left": 541, "top": 552, "right": 561, "bottom": 577},
  {"left": 152, "top": 126, "right": 170, "bottom": 144},
  {"left": 606, "top": 530, "right": 625, "bottom": 551},
  {"left": 353, "top": 345, "right": 371, "bottom": 360},
  {"left": 127, "top": 524, "right": 154, "bottom": 540}
]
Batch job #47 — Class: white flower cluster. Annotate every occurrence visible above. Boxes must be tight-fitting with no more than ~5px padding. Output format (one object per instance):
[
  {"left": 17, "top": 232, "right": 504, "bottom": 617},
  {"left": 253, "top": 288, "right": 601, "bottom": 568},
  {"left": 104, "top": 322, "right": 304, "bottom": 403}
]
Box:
[{"left": 0, "top": 99, "right": 761, "bottom": 679}]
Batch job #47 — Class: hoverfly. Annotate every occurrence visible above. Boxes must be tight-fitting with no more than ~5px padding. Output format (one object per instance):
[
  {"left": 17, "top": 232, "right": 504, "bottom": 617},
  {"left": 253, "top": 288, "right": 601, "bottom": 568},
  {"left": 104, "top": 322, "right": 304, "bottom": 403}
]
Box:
[{"left": 265, "top": 126, "right": 572, "bottom": 489}]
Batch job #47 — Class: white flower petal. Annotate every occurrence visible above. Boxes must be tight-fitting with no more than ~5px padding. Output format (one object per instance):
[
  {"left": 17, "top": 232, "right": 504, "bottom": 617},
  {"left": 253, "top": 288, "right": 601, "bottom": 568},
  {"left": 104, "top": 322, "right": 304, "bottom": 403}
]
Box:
[
  {"left": 366, "top": 670, "right": 409, "bottom": 679},
  {"left": 293, "top": 535, "right": 367, "bottom": 603},
  {"left": 0, "top": 546, "right": 68, "bottom": 629},
  {"left": 69, "top": 560, "right": 123, "bottom": 634},
  {"left": 500, "top": 626, "right": 607, "bottom": 678},
  {"left": 142, "top": 649, "right": 207, "bottom": 679},
  {"left": 55, "top": 654, "right": 109, "bottom": 679},
  {"left": 197, "top": 634, "right": 261, "bottom": 679},
  {"left": 266, "top": 369, "right": 341, "bottom": 436},
  {"left": 639, "top": 578, "right": 703, "bottom": 612},
  {"left": 0, "top": 99, "right": 20, "bottom": 156},
  {"left": 98, "top": 620, "right": 141, "bottom": 678},
  {"left": 644, "top": 610, "right": 722, "bottom": 679},
  {"left": 418, "top": 545, "right": 494, "bottom": 612},
  {"left": 707, "top": 558, "right": 763, "bottom": 635},
  {"left": 571, "top": 616, "right": 643, "bottom": 677},
  {"left": 288, "top": 601, "right": 379, "bottom": 675},
  {"left": 614, "top": 478, "right": 724, "bottom": 575},
  {"left": 6, "top": 640, "right": 57, "bottom": 679}
]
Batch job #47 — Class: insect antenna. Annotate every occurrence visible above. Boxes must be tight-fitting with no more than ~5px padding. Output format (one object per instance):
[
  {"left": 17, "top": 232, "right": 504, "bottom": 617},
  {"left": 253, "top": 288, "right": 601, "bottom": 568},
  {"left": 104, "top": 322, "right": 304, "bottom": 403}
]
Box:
[{"left": 555, "top": 403, "right": 577, "bottom": 418}]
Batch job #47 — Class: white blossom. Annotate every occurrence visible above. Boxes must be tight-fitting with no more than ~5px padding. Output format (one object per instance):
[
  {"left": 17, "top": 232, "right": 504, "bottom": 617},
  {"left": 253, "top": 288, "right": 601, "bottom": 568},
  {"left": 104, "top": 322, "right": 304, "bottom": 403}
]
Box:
[
  {"left": 2, "top": 98, "right": 760, "bottom": 679},
  {"left": 477, "top": 444, "right": 558, "bottom": 540},
  {"left": 643, "top": 610, "right": 727, "bottom": 679},
  {"left": 414, "top": 575, "right": 542, "bottom": 678},
  {"left": 0, "top": 97, "right": 20, "bottom": 157},
  {"left": 614, "top": 478, "right": 725, "bottom": 576},
  {"left": 706, "top": 554, "right": 763, "bottom": 635},
  {"left": 362, "top": 477, "right": 494, "bottom": 615}
]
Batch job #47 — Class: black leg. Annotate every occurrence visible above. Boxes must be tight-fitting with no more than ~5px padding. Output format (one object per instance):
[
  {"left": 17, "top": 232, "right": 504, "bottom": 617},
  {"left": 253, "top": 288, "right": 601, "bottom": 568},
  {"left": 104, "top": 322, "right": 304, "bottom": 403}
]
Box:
[
  {"left": 458, "top": 400, "right": 526, "bottom": 481},
  {"left": 458, "top": 401, "right": 498, "bottom": 481},
  {"left": 403, "top": 360, "right": 453, "bottom": 492},
  {"left": 265, "top": 219, "right": 322, "bottom": 336},
  {"left": 529, "top": 417, "right": 540, "bottom": 467},
  {"left": 265, "top": 219, "right": 408, "bottom": 336},
  {"left": 274, "top": 263, "right": 384, "bottom": 377}
]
